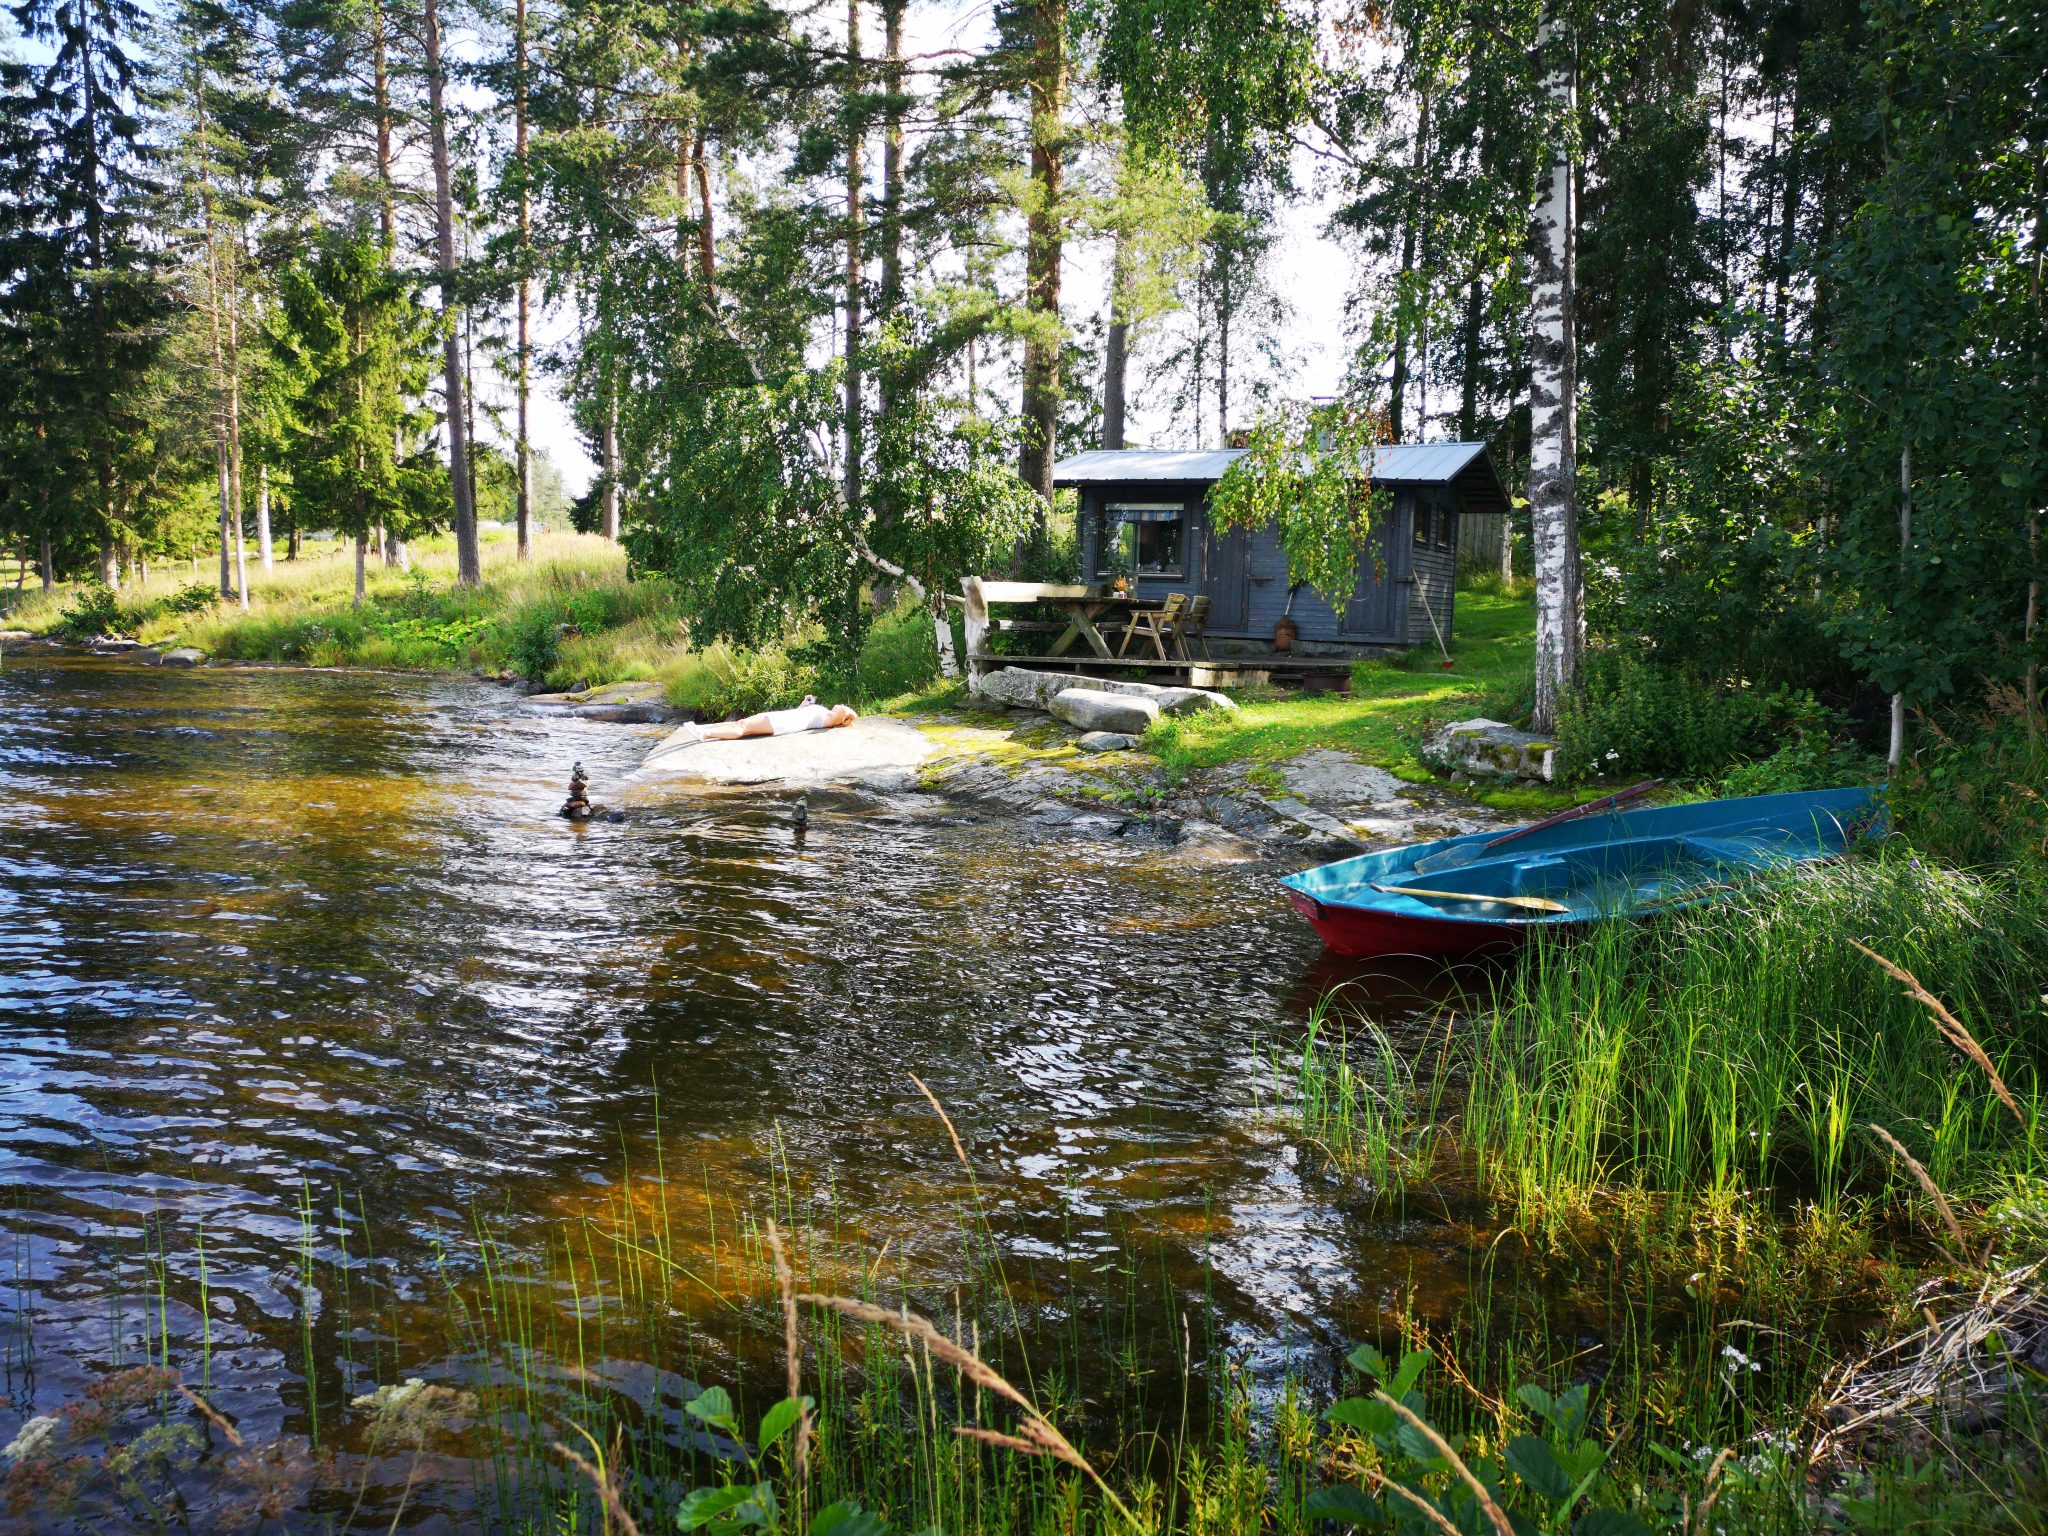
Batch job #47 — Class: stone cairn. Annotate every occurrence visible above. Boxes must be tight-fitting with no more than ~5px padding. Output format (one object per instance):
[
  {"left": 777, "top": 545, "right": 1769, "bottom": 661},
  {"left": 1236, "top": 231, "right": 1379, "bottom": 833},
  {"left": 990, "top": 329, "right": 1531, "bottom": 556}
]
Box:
[{"left": 560, "top": 761, "right": 593, "bottom": 820}]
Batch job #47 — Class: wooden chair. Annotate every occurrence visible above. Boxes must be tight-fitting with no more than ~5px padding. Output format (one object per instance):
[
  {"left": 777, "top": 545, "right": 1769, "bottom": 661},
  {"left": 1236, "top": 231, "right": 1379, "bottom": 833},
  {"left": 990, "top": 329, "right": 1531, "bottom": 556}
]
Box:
[
  {"left": 1118, "top": 592, "right": 1187, "bottom": 659},
  {"left": 1170, "top": 594, "right": 1212, "bottom": 660}
]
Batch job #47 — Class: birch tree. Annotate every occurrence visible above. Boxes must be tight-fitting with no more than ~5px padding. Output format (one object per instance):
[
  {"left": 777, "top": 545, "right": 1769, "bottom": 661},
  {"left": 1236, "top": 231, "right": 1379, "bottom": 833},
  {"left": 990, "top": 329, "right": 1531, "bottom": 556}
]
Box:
[{"left": 1526, "top": 5, "right": 1580, "bottom": 732}]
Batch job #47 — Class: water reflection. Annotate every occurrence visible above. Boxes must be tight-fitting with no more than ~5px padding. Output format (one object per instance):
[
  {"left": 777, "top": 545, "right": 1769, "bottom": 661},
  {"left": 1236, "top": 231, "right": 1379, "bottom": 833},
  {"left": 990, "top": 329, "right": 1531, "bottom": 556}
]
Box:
[{"left": 0, "top": 653, "right": 1467, "bottom": 1465}]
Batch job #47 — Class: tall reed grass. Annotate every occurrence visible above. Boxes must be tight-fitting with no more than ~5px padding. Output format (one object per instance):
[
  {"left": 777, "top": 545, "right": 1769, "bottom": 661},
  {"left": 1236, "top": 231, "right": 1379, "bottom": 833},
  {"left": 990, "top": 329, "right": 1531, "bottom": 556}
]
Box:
[{"left": 1457, "top": 852, "right": 2048, "bottom": 1222}]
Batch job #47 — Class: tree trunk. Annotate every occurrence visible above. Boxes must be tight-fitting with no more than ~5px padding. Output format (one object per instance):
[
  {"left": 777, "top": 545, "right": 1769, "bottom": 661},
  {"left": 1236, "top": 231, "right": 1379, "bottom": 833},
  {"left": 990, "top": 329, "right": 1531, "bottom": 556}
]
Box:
[
  {"left": 514, "top": 0, "right": 533, "bottom": 559},
  {"left": 843, "top": 0, "right": 864, "bottom": 515},
  {"left": 424, "top": 0, "right": 481, "bottom": 585},
  {"left": 374, "top": 0, "right": 395, "bottom": 251},
  {"left": 1458, "top": 275, "right": 1483, "bottom": 442},
  {"left": 1103, "top": 215, "right": 1130, "bottom": 450},
  {"left": 256, "top": 462, "right": 273, "bottom": 572},
  {"left": 879, "top": 0, "right": 904, "bottom": 317},
  {"left": 1216, "top": 255, "right": 1232, "bottom": 449},
  {"left": 1527, "top": 10, "right": 1580, "bottom": 733},
  {"left": 289, "top": 518, "right": 302, "bottom": 561},
  {"left": 1015, "top": 0, "right": 1066, "bottom": 541},
  {"left": 1888, "top": 440, "right": 1911, "bottom": 774},
  {"left": 354, "top": 534, "right": 368, "bottom": 610},
  {"left": 231, "top": 486, "right": 249, "bottom": 611},
  {"left": 216, "top": 438, "right": 233, "bottom": 597},
  {"left": 600, "top": 390, "right": 620, "bottom": 539},
  {"left": 692, "top": 132, "right": 716, "bottom": 286},
  {"left": 1389, "top": 90, "right": 1430, "bottom": 442},
  {"left": 99, "top": 540, "right": 117, "bottom": 588},
  {"left": 39, "top": 534, "right": 54, "bottom": 591},
  {"left": 226, "top": 259, "right": 249, "bottom": 612}
]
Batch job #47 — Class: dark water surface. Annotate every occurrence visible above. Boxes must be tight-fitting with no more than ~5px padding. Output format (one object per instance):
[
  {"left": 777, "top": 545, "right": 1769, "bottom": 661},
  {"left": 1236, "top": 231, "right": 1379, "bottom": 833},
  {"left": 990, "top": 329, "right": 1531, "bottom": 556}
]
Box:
[{"left": 0, "top": 654, "right": 1477, "bottom": 1509}]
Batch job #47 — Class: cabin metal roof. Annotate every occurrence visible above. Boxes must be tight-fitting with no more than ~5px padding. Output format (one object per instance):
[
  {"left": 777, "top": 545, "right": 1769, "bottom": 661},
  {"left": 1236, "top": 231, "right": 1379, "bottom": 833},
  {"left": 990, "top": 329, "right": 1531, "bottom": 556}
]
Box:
[{"left": 1052, "top": 441, "right": 1511, "bottom": 515}]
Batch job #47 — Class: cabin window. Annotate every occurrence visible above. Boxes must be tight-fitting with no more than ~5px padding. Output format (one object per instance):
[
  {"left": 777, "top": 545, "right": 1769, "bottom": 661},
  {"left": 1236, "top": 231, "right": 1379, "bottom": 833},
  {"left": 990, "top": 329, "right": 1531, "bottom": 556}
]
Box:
[
  {"left": 1412, "top": 499, "right": 1433, "bottom": 546},
  {"left": 1110, "top": 504, "right": 1185, "bottom": 577}
]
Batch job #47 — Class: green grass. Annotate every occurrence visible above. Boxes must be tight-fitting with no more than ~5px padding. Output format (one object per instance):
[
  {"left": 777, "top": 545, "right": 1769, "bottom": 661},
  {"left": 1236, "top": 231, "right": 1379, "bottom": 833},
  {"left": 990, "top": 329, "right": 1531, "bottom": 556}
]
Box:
[
  {"left": 7, "top": 530, "right": 953, "bottom": 719},
  {"left": 1142, "top": 580, "right": 1577, "bottom": 806}
]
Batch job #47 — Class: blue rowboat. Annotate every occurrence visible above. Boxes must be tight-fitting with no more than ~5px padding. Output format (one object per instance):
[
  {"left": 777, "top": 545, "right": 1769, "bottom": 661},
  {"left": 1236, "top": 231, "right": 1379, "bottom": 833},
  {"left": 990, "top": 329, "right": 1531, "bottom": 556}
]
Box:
[{"left": 1281, "top": 786, "right": 1887, "bottom": 959}]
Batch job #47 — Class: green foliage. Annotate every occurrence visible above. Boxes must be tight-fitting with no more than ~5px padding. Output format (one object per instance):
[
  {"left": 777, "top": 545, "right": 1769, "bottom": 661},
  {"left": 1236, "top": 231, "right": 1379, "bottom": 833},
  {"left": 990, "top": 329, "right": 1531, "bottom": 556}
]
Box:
[
  {"left": 266, "top": 239, "right": 447, "bottom": 547},
  {"left": 1209, "top": 401, "right": 1390, "bottom": 611},
  {"left": 1582, "top": 361, "right": 1847, "bottom": 696},
  {"left": 57, "top": 582, "right": 124, "bottom": 639},
  {"left": 1895, "top": 703, "right": 2048, "bottom": 872},
  {"left": 1311, "top": 1349, "right": 1651, "bottom": 1535},
  {"left": 162, "top": 581, "right": 220, "bottom": 616},
  {"left": 1556, "top": 649, "right": 1830, "bottom": 783}
]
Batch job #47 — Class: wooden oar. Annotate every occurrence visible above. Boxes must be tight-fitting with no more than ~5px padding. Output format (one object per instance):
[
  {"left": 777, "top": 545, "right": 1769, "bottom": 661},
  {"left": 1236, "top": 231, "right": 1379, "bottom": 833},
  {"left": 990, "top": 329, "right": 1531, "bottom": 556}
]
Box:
[
  {"left": 1412, "top": 778, "right": 1665, "bottom": 875},
  {"left": 1371, "top": 883, "right": 1570, "bottom": 915}
]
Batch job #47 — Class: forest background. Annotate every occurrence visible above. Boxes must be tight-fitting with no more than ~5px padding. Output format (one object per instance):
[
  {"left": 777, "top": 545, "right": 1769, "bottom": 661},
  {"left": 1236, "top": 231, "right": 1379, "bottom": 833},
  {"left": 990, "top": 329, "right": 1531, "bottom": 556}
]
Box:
[{"left": 1, "top": 0, "right": 2043, "bottom": 827}]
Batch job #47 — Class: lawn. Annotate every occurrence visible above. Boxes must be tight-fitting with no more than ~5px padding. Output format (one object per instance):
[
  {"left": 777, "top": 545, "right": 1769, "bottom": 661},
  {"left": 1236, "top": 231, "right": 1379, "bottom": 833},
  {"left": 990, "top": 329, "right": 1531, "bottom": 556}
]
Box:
[{"left": 1142, "top": 579, "right": 1582, "bottom": 807}]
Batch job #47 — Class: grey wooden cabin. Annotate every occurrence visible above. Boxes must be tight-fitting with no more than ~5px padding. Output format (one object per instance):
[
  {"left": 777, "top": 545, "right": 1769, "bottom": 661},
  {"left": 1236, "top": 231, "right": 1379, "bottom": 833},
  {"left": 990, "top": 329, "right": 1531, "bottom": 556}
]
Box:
[{"left": 1052, "top": 443, "right": 1511, "bottom": 649}]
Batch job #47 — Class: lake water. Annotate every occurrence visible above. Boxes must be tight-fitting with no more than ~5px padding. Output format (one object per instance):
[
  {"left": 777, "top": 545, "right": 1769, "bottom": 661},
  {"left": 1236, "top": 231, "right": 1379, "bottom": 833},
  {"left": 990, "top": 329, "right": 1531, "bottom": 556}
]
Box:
[{"left": 0, "top": 653, "right": 1486, "bottom": 1521}]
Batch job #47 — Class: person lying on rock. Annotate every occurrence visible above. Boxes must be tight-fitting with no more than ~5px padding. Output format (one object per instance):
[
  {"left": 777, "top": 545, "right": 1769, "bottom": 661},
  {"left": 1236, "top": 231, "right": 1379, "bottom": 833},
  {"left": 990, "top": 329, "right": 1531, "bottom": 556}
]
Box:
[{"left": 675, "top": 697, "right": 858, "bottom": 744}]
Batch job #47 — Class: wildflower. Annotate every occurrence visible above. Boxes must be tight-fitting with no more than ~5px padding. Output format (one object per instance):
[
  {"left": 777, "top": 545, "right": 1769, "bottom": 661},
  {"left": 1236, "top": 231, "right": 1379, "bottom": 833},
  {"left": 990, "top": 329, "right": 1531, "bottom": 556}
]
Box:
[
  {"left": 3, "top": 1415, "right": 59, "bottom": 1462},
  {"left": 1720, "top": 1344, "right": 1760, "bottom": 1375},
  {"left": 1604, "top": 749, "right": 1620, "bottom": 761}
]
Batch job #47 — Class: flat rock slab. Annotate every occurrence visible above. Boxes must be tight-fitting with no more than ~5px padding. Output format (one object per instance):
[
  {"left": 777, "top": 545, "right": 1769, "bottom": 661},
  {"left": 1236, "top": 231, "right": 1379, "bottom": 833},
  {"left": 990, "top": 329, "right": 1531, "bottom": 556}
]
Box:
[
  {"left": 527, "top": 678, "right": 681, "bottom": 723},
  {"left": 159, "top": 647, "right": 209, "bottom": 668},
  {"left": 1049, "top": 688, "right": 1159, "bottom": 735},
  {"left": 1277, "top": 749, "right": 1406, "bottom": 807},
  {"left": 632, "top": 717, "right": 934, "bottom": 790}
]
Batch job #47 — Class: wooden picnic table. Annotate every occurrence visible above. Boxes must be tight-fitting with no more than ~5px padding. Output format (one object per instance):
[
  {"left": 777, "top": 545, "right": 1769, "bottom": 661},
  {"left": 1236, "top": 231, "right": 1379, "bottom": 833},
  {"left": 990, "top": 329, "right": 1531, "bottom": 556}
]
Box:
[{"left": 1043, "top": 589, "right": 1166, "bottom": 659}]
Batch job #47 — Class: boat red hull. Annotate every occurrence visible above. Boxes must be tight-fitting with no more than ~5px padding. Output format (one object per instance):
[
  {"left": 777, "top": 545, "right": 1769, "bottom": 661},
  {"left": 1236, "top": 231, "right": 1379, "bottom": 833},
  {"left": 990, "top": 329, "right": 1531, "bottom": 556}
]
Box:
[{"left": 1284, "top": 889, "right": 1532, "bottom": 959}]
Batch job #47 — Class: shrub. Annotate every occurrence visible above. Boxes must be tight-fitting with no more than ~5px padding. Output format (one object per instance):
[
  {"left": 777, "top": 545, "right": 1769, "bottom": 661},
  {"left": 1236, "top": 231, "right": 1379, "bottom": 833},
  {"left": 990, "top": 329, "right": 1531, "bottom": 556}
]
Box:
[
  {"left": 163, "top": 582, "right": 220, "bottom": 616},
  {"left": 57, "top": 583, "right": 124, "bottom": 639},
  {"left": 505, "top": 604, "right": 564, "bottom": 682},
  {"left": 1896, "top": 695, "right": 2048, "bottom": 870},
  {"left": 1556, "top": 647, "right": 1822, "bottom": 782},
  {"left": 1718, "top": 693, "right": 1880, "bottom": 796}
]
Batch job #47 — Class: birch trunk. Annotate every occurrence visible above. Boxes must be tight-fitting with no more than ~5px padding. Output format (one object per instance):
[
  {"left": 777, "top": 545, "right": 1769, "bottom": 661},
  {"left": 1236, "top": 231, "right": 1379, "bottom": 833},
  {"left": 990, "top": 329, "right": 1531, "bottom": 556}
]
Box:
[
  {"left": 600, "top": 391, "right": 620, "bottom": 540},
  {"left": 515, "top": 0, "right": 533, "bottom": 558},
  {"left": 1527, "top": 10, "right": 1581, "bottom": 733},
  {"left": 424, "top": 0, "right": 481, "bottom": 585},
  {"left": 256, "top": 462, "right": 273, "bottom": 572},
  {"left": 355, "top": 535, "right": 368, "bottom": 611}
]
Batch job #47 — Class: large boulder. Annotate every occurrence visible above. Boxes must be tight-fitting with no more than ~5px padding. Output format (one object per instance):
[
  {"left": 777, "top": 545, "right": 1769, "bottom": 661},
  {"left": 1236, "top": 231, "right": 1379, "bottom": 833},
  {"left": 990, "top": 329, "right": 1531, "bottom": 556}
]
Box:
[
  {"left": 1048, "top": 688, "right": 1159, "bottom": 736},
  {"left": 972, "top": 666, "right": 1234, "bottom": 717},
  {"left": 972, "top": 667, "right": 1069, "bottom": 711},
  {"left": 1421, "top": 717, "right": 1557, "bottom": 782},
  {"left": 159, "top": 646, "right": 208, "bottom": 668}
]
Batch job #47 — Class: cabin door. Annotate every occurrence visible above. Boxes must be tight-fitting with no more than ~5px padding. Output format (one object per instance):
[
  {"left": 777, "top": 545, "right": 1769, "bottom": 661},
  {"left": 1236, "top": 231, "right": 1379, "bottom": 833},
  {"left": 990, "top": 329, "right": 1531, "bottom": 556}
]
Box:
[
  {"left": 1338, "top": 512, "right": 1398, "bottom": 638},
  {"left": 1207, "top": 523, "right": 1250, "bottom": 630}
]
